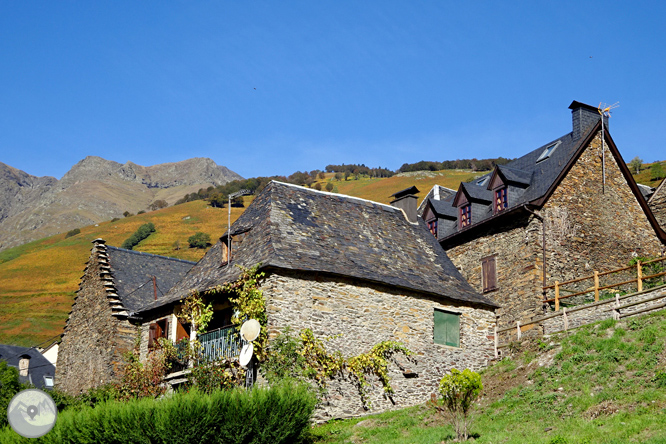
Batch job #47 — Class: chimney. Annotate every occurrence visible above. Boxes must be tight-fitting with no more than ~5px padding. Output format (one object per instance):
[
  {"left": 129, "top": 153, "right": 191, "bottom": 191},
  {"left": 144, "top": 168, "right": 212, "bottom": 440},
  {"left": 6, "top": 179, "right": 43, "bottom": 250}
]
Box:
[
  {"left": 569, "top": 100, "right": 608, "bottom": 141},
  {"left": 390, "top": 186, "right": 419, "bottom": 223}
]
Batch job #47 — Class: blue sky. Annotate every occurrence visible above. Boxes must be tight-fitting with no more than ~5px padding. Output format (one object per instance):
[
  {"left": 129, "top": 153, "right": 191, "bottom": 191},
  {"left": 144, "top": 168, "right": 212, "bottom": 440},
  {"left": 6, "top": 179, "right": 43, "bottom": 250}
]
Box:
[{"left": 1, "top": 1, "right": 664, "bottom": 180}]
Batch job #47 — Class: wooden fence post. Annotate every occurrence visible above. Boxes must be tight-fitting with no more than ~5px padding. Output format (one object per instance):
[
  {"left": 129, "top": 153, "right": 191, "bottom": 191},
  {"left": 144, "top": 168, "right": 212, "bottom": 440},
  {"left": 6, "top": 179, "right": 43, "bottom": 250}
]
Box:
[
  {"left": 555, "top": 281, "right": 560, "bottom": 311},
  {"left": 614, "top": 294, "right": 620, "bottom": 320},
  {"left": 637, "top": 260, "right": 643, "bottom": 293},
  {"left": 563, "top": 307, "right": 568, "bottom": 331},
  {"left": 594, "top": 271, "right": 600, "bottom": 302},
  {"left": 517, "top": 320, "right": 521, "bottom": 340},
  {"left": 494, "top": 325, "right": 498, "bottom": 359}
]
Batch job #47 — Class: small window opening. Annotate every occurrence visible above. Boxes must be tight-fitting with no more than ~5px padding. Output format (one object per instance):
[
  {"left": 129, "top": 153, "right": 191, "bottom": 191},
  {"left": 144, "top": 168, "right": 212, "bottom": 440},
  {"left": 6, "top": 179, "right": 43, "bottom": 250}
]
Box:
[
  {"left": 536, "top": 141, "right": 561, "bottom": 162},
  {"left": 427, "top": 219, "right": 438, "bottom": 237},
  {"left": 494, "top": 187, "right": 508, "bottom": 213},
  {"left": 43, "top": 375, "right": 55, "bottom": 388},
  {"left": 459, "top": 204, "right": 471, "bottom": 229},
  {"left": 482, "top": 255, "right": 497, "bottom": 293}
]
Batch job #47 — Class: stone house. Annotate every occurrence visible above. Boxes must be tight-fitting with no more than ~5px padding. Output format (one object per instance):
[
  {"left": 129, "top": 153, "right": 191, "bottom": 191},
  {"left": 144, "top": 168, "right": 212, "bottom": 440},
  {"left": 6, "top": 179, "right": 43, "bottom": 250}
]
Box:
[
  {"left": 56, "top": 241, "right": 195, "bottom": 395},
  {"left": 649, "top": 178, "right": 666, "bottom": 230},
  {"left": 0, "top": 344, "right": 56, "bottom": 390},
  {"left": 134, "top": 180, "right": 497, "bottom": 419},
  {"left": 420, "top": 101, "right": 666, "bottom": 330}
]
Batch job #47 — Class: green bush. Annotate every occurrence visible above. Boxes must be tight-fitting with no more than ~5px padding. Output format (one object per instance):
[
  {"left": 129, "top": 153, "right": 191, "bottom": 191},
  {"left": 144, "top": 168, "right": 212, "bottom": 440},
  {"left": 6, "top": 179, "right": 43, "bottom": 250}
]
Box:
[
  {"left": 120, "top": 223, "right": 156, "bottom": 250},
  {"left": 438, "top": 368, "right": 483, "bottom": 441},
  {"left": 0, "top": 362, "right": 23, "bottom": 429},
  {"left": 188, "top": 232, "right": 211, "bottom": 249},
  {"left": 0, "top": 382, "right": 316, "bottom": 443},
  {"left": 64, "top": 228, "right": 81, "bottom": 238},
  {"left": 651, "top": 162, "right": 665, "bottom": 181}
]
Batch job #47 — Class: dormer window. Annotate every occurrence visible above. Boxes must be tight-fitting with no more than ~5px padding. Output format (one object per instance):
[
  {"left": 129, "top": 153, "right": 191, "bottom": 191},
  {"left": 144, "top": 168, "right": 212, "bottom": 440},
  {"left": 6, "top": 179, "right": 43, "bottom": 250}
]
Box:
[
  {"left": 494, "top": 187, "right": 507, "bottom": 213},
  {"left": 427, "top": 219, "right": 438, "bottom": 237},
  {"left": 459, "top": 204, "right": 471, "bottom": 229}
]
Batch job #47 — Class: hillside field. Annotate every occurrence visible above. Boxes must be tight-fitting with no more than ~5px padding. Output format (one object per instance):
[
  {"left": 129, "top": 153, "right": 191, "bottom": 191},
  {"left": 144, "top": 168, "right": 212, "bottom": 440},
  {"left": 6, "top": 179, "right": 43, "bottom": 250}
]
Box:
[{"left": 0, "top": 170, "right": 483, "bottom": 347}]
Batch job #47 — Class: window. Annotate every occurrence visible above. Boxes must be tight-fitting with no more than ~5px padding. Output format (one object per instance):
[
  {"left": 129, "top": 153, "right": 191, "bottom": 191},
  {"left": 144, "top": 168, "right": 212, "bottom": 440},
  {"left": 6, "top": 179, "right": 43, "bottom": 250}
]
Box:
[
  {"left": 434, "top": 309, "right": 460, "bottom": 347},
  {"left": 427, "top": 219, "right": 437, "bottom": 237},
  {"left": 43, "top": 376, "right": 54, "bottom": 389},
  {"left": 148, "top": 318, "right": 169, "bottom": 348},
  {"left": 481, "top": 255, "right": 497, "bottom": 292},
  {"left": 536, "top": 141, "right": 560, "bottom": 162},
  {"left": 459, "top": 204, "right": 471, "bottom": 229},
  {"left": 494, "top": 187, "right": 508, "bottom": 213}
]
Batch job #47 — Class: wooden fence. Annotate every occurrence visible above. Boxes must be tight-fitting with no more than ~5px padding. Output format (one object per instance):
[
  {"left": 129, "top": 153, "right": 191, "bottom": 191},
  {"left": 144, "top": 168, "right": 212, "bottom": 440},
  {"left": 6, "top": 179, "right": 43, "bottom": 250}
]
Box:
[{"left": 493, "top": 256, "right": 666, "bottom": 358}]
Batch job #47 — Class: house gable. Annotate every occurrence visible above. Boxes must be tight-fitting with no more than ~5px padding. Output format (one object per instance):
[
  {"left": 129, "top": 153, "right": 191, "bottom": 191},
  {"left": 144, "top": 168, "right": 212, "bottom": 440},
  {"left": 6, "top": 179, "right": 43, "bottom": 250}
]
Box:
[{"left": 648, "top": 178, "right": 666, "bottom": 231}]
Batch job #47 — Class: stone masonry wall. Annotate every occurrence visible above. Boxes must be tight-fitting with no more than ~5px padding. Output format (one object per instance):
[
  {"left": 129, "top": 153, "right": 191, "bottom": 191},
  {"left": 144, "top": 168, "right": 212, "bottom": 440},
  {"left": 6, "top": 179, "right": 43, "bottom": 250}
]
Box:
[
  {"left": 445, "top": 216, "right": 544, "bottom": 332},
  {"left": 56, "top": 242, "right": 138, "bottom": 395},
  {"left": 262, "top": 270, "right": 495, "bottom": 421},
  {"left": 542, "top": 132, "right": 663, "bottom": 285},
  {"left": 445, "top": 130, "right": 664, "bottom": 333},
  {"left": 650, "top": 181, "right": 666, "bottom": 233}
]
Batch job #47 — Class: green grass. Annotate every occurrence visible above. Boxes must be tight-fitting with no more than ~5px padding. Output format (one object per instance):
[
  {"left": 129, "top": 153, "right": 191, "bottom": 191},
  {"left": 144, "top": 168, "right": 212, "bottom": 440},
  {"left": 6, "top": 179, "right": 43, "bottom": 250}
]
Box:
[{"left": 311, "top": 310, "right": 666, "bottom": 443}]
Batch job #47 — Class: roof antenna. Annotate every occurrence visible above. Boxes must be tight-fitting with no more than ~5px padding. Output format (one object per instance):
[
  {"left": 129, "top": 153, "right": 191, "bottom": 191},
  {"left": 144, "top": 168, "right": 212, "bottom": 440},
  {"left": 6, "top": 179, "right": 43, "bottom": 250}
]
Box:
[{"left": 598, "top": 102, "right": 619, "bottom": 194}]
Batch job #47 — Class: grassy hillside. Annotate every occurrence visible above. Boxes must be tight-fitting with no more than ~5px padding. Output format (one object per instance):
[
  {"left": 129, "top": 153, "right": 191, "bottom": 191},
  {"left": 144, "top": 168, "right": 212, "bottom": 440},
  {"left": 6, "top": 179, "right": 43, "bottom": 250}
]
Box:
[
  {"left": 632, "top": 160, "right": 666, "bottom": 189},
  {"left": 0, "top": 170, "right": 481, "bottom": 347},
  {"left": 0, "top": 199, "right": 251, "bottom": 346},
  {"left": 312, "top": 308, "right": 666, "bottom": 443}
]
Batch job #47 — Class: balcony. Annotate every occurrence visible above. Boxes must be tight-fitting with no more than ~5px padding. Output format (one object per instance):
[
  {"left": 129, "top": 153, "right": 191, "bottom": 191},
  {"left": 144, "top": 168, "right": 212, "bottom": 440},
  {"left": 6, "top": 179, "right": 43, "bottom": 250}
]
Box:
[{"left": 198, "top": 326, "right": 243, "bottom": 362}]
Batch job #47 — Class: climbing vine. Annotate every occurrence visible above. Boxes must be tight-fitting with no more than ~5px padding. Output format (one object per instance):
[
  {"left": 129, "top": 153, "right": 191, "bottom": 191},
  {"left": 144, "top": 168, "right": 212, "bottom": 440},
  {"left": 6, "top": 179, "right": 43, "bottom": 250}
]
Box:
[
  {"left": 266, "top": 327, "right": 413, "bottom": 408},
  {"left": 213, "top": 264, "right": 269, "bottom": 360},
  {"left": 178, "top": 293, "right": 214, "bottom": 334}
]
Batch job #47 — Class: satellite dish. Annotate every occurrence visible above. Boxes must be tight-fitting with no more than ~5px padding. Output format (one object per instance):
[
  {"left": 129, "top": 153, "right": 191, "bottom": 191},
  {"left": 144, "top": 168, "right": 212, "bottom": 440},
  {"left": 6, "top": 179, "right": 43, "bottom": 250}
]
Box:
[
  {"left": 239, "top": 343, "right": 254, "bottom": 368},
  {"left": 240, "top": 319, "right": 260, "bottom": 342}
]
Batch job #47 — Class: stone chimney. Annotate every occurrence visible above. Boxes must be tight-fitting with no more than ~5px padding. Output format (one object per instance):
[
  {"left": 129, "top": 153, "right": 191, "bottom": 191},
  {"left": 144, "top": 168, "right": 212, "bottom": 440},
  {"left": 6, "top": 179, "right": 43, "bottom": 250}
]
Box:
[
  {"left": 390, "top": 186, "right": 419, "bottom": 223},
  {"left": 569, "top": 100, "right": 608, "bottom": 141}
]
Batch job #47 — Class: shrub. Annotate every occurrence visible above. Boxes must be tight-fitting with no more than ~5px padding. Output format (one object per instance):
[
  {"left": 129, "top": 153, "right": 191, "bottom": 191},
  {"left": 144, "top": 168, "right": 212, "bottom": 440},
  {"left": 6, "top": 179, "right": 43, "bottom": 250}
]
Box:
[
  {"left": 0, "top": 382, "right": 317, "bottom": 444},
  {"left": 111, "top": 217, "right": 120, "bottom": 222},
  {"left": 120, "top": 222, "right": 156, "bottom": 250},
  {"left": 313, "top": 183, "right": 322, "bottom": 191},
  {"left": 652, "top": 163, "right": 665, "bottom": 181},
  {"left": 123, "top": 211, "right": 133, "bottom": 217},
  {"left": 0, "top": 361, "right": 22, "bottom": 429},
  {"left": 188, "top": 232, "right": 211, "bottom": 249},
  {"left": 438, "top": 368, "right": 483, "bottom": 441},
  {"left": 148, "top": 199, "right": 168, "bottom": 211},
  {"left": 325, "top": 182, "right": 334, "bottom": 192},
  {"left": 137, "top": 210, "right": 146, "bottom": 214},
  {"left": 65, "top": 228, "right": 81, "bottom": 238}
]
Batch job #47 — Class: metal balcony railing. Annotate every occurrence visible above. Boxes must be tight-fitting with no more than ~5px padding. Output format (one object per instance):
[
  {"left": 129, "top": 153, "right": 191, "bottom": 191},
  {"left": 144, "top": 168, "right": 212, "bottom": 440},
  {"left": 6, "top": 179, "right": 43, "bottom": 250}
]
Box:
[{"left": 198, "top": 326, "right": 243, "bottom": 361}]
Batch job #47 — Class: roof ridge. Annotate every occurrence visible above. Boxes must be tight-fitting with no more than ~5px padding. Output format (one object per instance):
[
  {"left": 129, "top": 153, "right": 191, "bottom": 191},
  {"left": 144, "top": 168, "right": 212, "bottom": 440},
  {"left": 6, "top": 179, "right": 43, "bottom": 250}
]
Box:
[
  {"left": 106, "top": 246, "right": 197, "bottom": 265},
  {"left": 269, "top": 180, "right": 401, "bottom": 212}
]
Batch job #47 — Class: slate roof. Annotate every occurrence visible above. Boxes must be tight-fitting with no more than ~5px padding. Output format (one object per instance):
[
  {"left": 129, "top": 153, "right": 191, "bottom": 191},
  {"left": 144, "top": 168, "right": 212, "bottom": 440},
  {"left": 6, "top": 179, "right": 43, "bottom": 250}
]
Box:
[
  {"left": 0, "top": 344, "right": 55, "bottom": 389},
  {"left": 429, "top": 103, "right": 666, "bottom": 244},
  {"left": 106, "top": 247, "right": 196, "bottom": 312},
  {"left": 417, "top": 185, "right": 456, "bottom": 215},
  {"left": 139, "top": 181, "right": 497, "bottom": 313}
]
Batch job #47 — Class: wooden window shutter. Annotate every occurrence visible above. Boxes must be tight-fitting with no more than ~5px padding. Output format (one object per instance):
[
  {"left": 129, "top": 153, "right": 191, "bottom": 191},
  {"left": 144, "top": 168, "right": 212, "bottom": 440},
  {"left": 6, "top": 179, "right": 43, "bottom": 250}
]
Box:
[
  {"left": 163, "top": 318, "right": 169, "bottom": 339},
  {"left": 482, "top": 256, "right": 497, "bottom": 292},
  {"left": 434, "top": 310, "right": 460, "bottom": 347},
  {"left": 148, "top": 323, "right": 157, "bottom": 348},
  {"left": 176, "top": 319, "right": 188, "bottom": 341}
]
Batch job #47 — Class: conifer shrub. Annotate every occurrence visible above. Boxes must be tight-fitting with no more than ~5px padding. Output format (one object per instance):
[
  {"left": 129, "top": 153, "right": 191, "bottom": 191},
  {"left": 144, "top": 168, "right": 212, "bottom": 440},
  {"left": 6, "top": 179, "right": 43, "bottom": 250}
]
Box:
[
  {"left": 0, "top": 382, "right": 316, "bottom": 443},
  {"left": 64, "top": 228, "right": 81, "bottom": 238},
  {"left": 120, "top": 223, "right": 156, "bottom": 250}
]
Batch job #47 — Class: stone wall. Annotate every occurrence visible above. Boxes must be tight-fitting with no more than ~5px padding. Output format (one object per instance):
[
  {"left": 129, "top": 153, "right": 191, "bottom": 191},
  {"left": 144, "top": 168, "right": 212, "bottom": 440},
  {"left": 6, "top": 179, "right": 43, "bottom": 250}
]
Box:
[
  {"left": 262, "top": 270, "right": 495, "bottom": 421},
  {"left": 541, "top": 285, "right": 666, "bottom": 334},
  {"left": 542, "top": 132, "right": 663, "bottom": 284},
  {"left": 444, "top": 216, "right": 544, "bottom": 332},
  {"left": 444, "top": 130, "right": 664, "bottom": 333},
  {"left": 650, "top": 181, "right": 666, "bottom": 233},
  {"left": 56, "top": 241, "right": 138, "bottom": 395}
]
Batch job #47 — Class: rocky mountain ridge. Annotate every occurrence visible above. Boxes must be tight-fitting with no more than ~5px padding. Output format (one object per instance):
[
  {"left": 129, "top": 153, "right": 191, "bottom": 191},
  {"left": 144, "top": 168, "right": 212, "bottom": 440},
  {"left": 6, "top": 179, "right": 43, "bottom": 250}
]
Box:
[{"left": 0, "top": 157, "right": 243, "bottom": 251}]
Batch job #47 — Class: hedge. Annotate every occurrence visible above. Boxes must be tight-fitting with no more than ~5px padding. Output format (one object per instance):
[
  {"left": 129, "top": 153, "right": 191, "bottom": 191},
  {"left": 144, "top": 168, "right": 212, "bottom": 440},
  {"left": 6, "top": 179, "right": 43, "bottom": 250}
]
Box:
[
  {"left": 120, "top": 223, "right": 156, "bottom": 250},
  {"left": 0, "top": 382, "right": 317, "bottom": 444}
]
